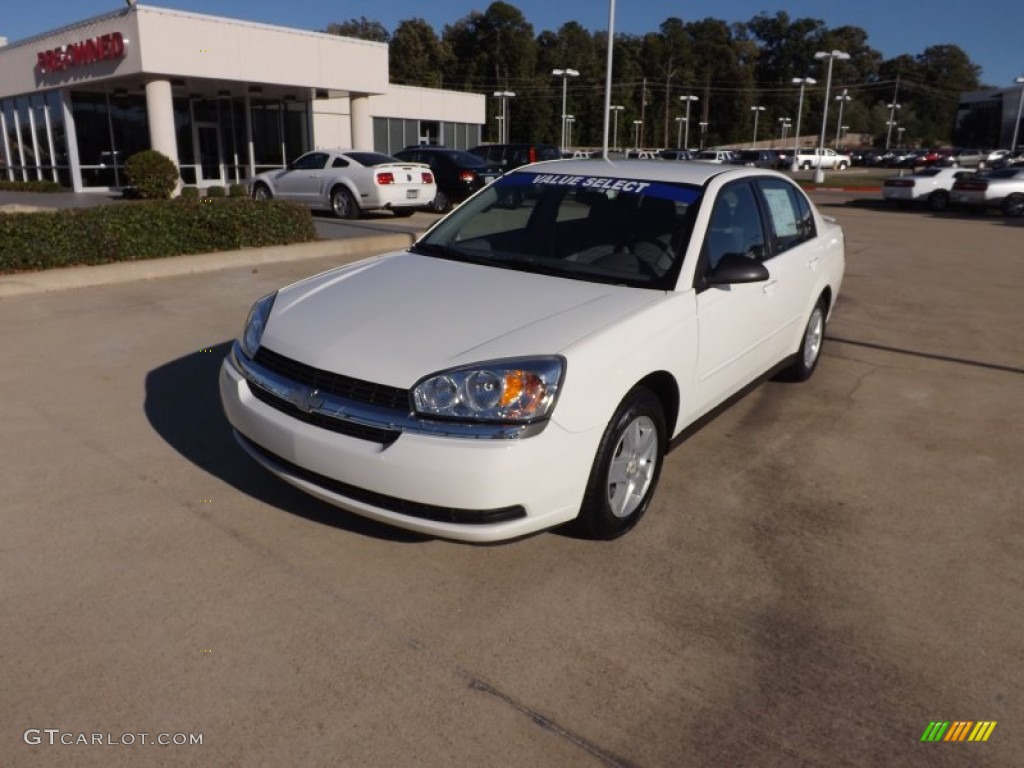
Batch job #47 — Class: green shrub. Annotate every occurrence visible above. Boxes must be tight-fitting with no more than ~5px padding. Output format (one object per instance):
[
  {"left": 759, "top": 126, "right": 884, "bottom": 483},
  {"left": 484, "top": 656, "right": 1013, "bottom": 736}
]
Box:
[
  {"left": 180, "top": 186, "right": 199, "bottom": 199},
  {"left": 0, "top": 198, "right": 316, "bottom": 273},
  {"left": 124, "top": 150, "right": 179, "bottom": 200},
  {"left": 205, "top": 185, "right": 226, "bottom": 198},
  {"left": 229, "top": 183, "right": 248, "bottom": 198},
  {"left": 0, "top": 179, "right": 63, "bottom": 193}
]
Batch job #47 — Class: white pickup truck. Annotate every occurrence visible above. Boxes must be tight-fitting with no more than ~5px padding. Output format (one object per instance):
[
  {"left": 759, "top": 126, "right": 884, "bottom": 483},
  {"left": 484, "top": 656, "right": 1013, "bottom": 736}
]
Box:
[{"left": 795, "top": 148, "right": 851, "bottom": 170}]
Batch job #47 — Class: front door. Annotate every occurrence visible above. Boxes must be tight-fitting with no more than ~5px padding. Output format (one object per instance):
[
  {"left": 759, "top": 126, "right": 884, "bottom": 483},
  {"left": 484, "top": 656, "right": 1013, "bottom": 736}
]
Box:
[{"left": 194, "top": 122, "right": 223, "bottom": 185}]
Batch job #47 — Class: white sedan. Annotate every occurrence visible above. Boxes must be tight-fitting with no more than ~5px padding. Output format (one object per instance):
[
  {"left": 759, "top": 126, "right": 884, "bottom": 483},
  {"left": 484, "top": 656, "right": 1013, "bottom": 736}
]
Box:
[
  {"left": 952, "top": 166, "right": 1024, "bottom": 217},
  {"left": 221, "top": 160, "right": 845, "bottom": 542},
  {"left": 882, "top": 167, "right": 975, "bottom": 211},
  {"left": 250, "top": 150, "right": 435, "bottom": 219}
]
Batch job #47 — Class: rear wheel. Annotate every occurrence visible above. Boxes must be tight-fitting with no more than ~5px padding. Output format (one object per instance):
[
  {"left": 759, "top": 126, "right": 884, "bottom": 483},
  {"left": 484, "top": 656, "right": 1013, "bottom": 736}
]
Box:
[
  {"left": 927, "top": 190, "right": 950, "bottom": 212},
  {"left": 330, "top": 186, "right": 359, "bottom": 219},
  {"left": 429, "top": 189, "right": 452, "bottom": 214},
  {"left": 575, "top": 387, "right": 665, "bottom": 540},
  {"left": 1002, "top": 193, "right": 1024, "bottom": 217},
  {"left": 776, "top": 298, "right": 826, "bottom": 383}
]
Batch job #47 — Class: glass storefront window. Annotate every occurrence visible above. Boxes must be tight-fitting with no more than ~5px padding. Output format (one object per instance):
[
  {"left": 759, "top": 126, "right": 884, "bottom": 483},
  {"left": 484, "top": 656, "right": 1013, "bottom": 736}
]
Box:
[{"left": 251, "top": 101, "right": 283, "bottom": 171}]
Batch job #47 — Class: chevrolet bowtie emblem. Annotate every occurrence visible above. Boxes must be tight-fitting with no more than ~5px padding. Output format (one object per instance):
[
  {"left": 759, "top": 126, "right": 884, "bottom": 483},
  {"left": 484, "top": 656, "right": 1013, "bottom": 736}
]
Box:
[{"left": 289, "top": 387, "right": 324, "bottom": 413}]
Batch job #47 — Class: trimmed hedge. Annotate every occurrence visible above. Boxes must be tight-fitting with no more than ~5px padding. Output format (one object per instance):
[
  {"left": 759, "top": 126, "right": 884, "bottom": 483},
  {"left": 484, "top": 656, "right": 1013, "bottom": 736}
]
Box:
[
  {"left": 0, "top": 179, "right": 63, "bottom": 193},
  {"left": 0, "top": 197, "right": 316, "bottom": 273},
  {"left": 124, "top": 150, "right": 179, "bottom": 200}
]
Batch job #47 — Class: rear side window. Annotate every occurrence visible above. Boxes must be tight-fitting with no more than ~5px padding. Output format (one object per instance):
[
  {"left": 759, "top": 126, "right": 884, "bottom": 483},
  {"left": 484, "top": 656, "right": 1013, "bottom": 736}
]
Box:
[{"left": 755, "top": 178, "right": 816, "bottom": 256}]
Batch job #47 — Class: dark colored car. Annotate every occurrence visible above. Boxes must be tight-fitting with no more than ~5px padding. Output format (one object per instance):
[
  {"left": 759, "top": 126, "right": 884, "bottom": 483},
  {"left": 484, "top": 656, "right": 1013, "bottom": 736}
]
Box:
[
  {"left": 393, "top": 146, "right": 503, "bottom": 213},
  {"left": 729, "top": 149, "right": 785, "bottom": 169},
  {"left": 468, "top": 142, "right": 561, "bottom": 171}
]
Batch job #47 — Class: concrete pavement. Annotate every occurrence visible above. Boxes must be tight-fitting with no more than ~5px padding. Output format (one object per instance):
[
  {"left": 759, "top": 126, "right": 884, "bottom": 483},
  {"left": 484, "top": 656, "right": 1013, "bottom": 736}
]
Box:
[{"left": 1, "top": 195, "right": 1022, "bottom": 767}]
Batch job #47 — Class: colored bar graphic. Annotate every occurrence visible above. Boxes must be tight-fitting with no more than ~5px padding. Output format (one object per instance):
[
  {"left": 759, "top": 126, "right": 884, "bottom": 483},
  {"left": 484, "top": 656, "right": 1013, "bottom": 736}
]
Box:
[{"left": 921, "top": 721, "right": 996, "bottom": 742}]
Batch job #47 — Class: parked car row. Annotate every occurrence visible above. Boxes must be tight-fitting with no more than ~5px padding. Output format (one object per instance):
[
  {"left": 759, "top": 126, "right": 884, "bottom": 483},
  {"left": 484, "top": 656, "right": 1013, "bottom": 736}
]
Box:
[{"left": 882, "top": 166, "right": 1024, "bottom": 216}]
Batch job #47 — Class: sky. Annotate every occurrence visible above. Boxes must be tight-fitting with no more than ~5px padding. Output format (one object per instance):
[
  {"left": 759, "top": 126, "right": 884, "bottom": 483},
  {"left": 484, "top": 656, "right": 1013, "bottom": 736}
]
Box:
[{"left": 3, "top": 1, "right": 1022, "bottom": 89}]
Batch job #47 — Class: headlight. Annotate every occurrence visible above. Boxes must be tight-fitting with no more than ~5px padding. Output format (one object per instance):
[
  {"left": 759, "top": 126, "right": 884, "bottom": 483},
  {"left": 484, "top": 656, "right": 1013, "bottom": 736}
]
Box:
[
  {"left": 239, "top": 292, "right": 277, "bottom": 359},
  {"left": 413, "top": 357, "right": 564, "bottom": 423}
]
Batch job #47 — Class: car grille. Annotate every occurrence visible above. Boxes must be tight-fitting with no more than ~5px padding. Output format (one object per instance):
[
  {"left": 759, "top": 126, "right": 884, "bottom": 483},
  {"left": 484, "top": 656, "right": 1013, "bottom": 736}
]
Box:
[
  {"left": 247, "top": 383, "right": 401, "bottom": 446},
  {"left": 254, "top": 347, "right": 410, "bottom": 410},
  {"left": 240, "top": 436, "right": 527, "bottom": 526}
]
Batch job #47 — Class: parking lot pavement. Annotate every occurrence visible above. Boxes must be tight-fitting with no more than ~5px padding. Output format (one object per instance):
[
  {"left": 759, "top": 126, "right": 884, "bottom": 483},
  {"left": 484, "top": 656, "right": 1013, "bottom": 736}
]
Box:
[{"left": 2, "top": 199, "right": 1022, "bottom": 766}]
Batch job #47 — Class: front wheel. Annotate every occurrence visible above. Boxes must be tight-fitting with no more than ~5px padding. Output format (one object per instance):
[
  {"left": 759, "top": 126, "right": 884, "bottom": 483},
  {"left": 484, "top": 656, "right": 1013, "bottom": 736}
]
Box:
[
  {"left": 837, "top": 162, "right": 848, "bottom": 170},
  {"left": 776, "top": 299, "right": 826, "bottom": 382},
  {"left": 1002, "top": 193, "right": 1024, "bottom": 218},
  {"left": 575, "top": 387, "right": 666, "bottom": 540},
  {"left": 252, "top": 183, "right": 272, "bottom": 201},
  {"left": 330, "top": 186, "right": 359, "bottom": 219}
]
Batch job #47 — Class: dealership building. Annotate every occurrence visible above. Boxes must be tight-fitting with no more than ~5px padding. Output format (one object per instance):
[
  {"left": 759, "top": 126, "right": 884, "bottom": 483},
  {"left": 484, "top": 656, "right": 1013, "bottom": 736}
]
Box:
[{"left": 0, "top": 4, "right": 485, "bottom": 191}]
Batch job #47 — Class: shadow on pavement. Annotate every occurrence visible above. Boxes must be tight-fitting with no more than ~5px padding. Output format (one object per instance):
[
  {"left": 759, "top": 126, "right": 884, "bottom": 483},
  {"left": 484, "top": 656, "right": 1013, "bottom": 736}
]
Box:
[{"left": 143, "top": 341, "right": 427, "bottom": 543}]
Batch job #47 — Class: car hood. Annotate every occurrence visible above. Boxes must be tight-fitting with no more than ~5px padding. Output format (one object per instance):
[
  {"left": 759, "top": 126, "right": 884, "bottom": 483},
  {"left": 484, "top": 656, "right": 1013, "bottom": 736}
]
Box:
[{"left": 259, "top": 251, "right": 661, "bottom": 387}]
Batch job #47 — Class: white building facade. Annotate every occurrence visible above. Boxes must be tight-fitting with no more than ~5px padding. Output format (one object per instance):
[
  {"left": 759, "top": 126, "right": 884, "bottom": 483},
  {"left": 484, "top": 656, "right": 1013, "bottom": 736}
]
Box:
[{"left": 0, "top": 5, "right": 485, "bottom": 191}]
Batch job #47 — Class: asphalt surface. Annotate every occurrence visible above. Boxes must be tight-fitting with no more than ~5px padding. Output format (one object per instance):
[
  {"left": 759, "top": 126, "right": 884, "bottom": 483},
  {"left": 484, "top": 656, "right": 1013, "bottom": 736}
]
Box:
[{"left": 2, "top": 193, "right": 1022, "bottom": 767}]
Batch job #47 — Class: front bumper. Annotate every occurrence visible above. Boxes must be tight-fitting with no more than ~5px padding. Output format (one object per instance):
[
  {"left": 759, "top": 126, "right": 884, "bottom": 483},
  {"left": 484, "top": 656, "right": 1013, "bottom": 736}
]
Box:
[{"left": 219, "top": 349, "right": 599, "bottom": 542}]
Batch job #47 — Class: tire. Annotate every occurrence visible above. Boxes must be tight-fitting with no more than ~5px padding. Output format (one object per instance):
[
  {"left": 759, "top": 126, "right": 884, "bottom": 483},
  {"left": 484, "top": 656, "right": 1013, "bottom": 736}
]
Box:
[
  {"left": 391, "top": 207, "right": 416, "bottom": 218},
  {"left": 330, "top": 186, "right": 359, "bottom": 219},
  {"left": 575, "top": 387, "right": 666, "bottom": 540},
  {"left": 776, "top": 298, "right": 826, "bottom": 383},
  {"left": 801, "top": 161, "right": 812, "bottom": 171},
  {"left": 429, "top": 189, "right": 452, "bottom": 214},
  {"left": 252, "top": 183, "right": 272, "bottom": 201},
  {"left": 927, "top": 190, "right": 950, "bottom": 212},
  {"left": 837, "top": 161, "right": 848, "bottom": 170},
  {"left": 1002, "top": 193, "right": 1024, "bottom": 218}
]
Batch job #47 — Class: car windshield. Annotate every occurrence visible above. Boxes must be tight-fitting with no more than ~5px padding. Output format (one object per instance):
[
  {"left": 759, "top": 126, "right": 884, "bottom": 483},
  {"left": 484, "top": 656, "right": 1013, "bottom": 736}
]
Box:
[
  {"left": 347, "top": 152, "right": 400, "bottom": 166},
  {"left": 413, "top": 170, "right": 700, "bottom": 289}
]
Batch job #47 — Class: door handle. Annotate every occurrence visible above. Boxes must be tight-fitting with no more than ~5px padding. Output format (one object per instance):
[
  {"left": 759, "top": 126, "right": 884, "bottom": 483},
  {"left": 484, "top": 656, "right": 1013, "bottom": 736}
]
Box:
[{"left": 762, "top": 279, "right": 779, "bottom": 294}]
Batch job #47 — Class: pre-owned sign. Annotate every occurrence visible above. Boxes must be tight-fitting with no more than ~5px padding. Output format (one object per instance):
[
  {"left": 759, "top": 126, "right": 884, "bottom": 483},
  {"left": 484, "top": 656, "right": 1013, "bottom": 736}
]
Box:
[{"left": 37, "top": 32, "right": 126, "bottom": 74}]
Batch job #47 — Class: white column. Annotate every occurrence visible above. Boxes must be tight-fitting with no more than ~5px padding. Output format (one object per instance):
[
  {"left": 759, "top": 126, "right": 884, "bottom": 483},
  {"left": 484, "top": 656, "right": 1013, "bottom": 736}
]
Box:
[
  {"left": 350, "top": 94, "right": 372, "bottom": 150},
  {"left": 144, "top": 78, "right": 179, "bottom": 168}
]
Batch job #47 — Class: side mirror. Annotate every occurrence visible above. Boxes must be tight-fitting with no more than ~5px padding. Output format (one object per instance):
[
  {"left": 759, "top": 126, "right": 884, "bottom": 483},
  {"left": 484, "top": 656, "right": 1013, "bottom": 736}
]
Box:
[{"left": 704, "top": 253, "right": 770, "bottom": 286}]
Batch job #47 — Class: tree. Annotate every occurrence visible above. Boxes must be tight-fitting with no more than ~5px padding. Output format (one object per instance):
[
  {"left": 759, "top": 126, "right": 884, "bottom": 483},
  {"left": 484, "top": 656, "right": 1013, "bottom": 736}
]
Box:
[
  {"left": 324, "top": 17, "right": 390, "bottom": 43},
  {"left": 390, "top": 19, "right": 451, "bottom": 88}
]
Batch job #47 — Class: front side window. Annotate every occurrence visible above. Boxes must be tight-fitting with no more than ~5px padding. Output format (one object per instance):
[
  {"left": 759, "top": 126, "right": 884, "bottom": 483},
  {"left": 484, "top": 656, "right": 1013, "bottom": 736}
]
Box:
[
  {"left": 290, "top": 152, "right": 328, "bottom": 171},
  {"left": 703, "top": 181, "right": 765, "bottom": 270},
  {"left": 414, "top": 171, "right": 699, "bottom": 288}
]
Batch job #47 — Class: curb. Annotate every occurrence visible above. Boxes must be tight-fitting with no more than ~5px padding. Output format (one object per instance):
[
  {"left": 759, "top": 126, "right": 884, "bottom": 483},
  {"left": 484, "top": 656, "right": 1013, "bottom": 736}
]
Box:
[{"left": 0, "top": 233, "right": 416, "bottom": 299}]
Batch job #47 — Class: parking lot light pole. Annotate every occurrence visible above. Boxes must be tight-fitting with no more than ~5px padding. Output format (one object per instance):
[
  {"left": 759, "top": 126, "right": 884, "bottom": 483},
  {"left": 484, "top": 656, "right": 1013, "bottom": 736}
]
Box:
[
  {"left": 814, "top": 49, "right": 850, "bottom": 182},
  {"left": 679, "top": 95, "right": 698, "bottom": 149},
  {"left": 750, "top": 105, "right": 765, "bottom": 148},
  {"left": 699, "top": 121, "right": 708, "bottom": 149},
  {"left": 633, "top": 119, "right": 643, "bottom": 150},
  {"left": 566, "top": 116, "right": 576, "bottom": 150},
  {"left": 610, "top": 105, "right": 625, "bottom": 152},
  {"left": 790, "top": 77, "right": 816, "bottom": 171},
  {"left": 675, "top": 116, "right": 686, "bottom": 148},
  {"left": 885, "top": 103, "right": 901, "bottom": 149},
  {"left": 1011, "top": 76, "right": 1024, "bottom": 152},
  {"left": 834, "top": 89, "right": 852, "bottom": 149},
  {"left": 552, "top": 68, "right": 579, "bottom": 152},
  {"left": 778, "top": 117, "right": 791, "bottom": 146},
  {"left": 492, "top": 90, "right": 515, "bottom": 143}
]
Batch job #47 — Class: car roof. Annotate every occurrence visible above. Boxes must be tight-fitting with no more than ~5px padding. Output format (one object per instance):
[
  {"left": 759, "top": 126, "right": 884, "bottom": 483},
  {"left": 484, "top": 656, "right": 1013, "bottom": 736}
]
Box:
[{"left": 510, "top": 158, "right": 787, "bottom": 186}]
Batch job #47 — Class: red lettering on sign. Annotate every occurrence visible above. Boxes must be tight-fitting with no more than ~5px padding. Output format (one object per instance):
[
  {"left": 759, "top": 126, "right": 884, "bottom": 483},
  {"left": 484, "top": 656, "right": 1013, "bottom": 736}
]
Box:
[{"left": 36, "top": 31, "right": 127, "bottom": 74}]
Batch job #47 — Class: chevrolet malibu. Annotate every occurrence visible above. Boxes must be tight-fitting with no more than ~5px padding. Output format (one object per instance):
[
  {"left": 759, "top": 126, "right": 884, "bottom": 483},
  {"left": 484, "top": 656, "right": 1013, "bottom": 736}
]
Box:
[{"left": 220, "top": 160, "right": 845, "bottom": 542}]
